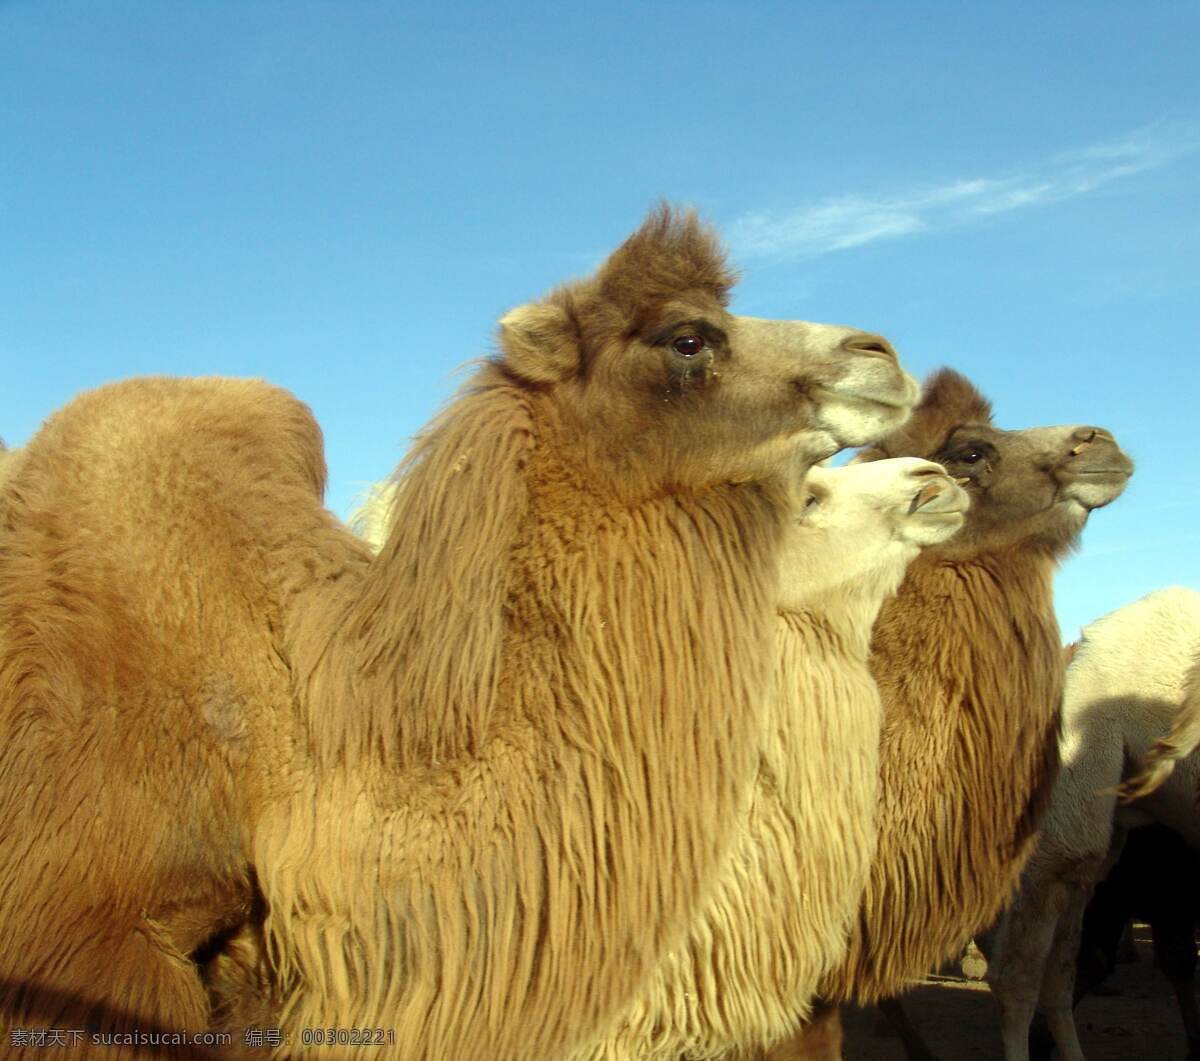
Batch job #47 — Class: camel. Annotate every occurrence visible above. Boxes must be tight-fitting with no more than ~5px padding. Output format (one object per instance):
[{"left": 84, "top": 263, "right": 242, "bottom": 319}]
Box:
[
  {"left": 986, "top": 586, "right": 1200, "bottom": 1061},
  {"left": 563, "top": 457, "right": 968, "bottom": 1060},
  {"left": 0, "top": 207, "right": 920, "bottom": 1060},
  {"left": 763, "top": 368, "right": 1134, "bottom": 1060}
]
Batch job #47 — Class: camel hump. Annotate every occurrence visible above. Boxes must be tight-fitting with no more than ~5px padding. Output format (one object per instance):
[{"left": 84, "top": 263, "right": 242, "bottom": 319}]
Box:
[{"left": 21, "top": 375, "right": 328, "bottom": 501}]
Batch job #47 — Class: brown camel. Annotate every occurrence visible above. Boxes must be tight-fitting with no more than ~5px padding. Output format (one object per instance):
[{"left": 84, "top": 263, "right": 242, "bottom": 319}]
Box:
[
  {"left": 0, "top": 208, "right": 918, "bottom": 1059},
  {"left": 764, "top": 368, "right": 1133, "bottom": 1060}
]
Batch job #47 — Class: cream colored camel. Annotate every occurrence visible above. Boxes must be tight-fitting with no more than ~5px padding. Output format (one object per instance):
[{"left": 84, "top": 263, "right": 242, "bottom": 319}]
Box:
[
  {"left": 0, "top": 208, "right": 919, "bottom": 1060},
  {"left": 987, "top": 587, "right": 1200, "bottom": 1061},
  {"left": 766, "top": 369, "right": 1134, "bottom": 1060},
  {"left": 562, "top": 457, "right": 968, "bottom": 1060}
]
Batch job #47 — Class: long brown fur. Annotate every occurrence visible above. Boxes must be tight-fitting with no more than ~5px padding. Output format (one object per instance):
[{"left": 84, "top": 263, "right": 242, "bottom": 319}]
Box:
[
  {"left": 827, "top": 543, "right": 1063, "bottom": 999},
  {"left": 0, "top": 439, "right": 18, "bottom": 493},
  {"left": 254, "top": 369, "right": 785, "bottom": 1058}
]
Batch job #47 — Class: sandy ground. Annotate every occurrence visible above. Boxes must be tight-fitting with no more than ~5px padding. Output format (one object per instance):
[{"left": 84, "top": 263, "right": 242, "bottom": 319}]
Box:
[{"left": 841, "top": 925, "right": 1192, "bottom": 1060}]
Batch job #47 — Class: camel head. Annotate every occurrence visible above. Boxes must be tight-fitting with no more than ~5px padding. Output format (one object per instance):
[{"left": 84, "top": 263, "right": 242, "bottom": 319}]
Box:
[
  {"left": 854, "top": 368, "right": 1133, "bottom": 557},
  {"left": 496, "top": 206, "right": 920, "bottom": 489},
  {"left": 779, "top": 457, "right": 969, "bottom": 608}
]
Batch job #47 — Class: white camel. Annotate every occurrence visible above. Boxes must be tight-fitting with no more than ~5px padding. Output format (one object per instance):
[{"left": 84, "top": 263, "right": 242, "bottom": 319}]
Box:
[{"left": 986, "top": 586, "right": 1200, "bottom": 1061}]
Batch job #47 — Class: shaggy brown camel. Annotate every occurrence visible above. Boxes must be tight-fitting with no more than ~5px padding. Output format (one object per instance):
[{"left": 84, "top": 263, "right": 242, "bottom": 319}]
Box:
[
  {"left": 764, "top": 368, "right": 1133, "bottom": 1060},
  {"left": 0, "top": 208, "right": 919, "bottom": 1060},
  {"left": 572, "top": 457, "right": 969, "bottom": 1060}
]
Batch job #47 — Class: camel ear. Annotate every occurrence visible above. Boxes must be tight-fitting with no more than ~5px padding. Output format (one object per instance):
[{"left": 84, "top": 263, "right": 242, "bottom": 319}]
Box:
[{"left": 498, "top": 302, "right": 580, "bottom": 385}]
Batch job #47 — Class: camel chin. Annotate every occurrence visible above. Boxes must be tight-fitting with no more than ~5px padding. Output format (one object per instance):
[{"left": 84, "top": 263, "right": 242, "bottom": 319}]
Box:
[{"left": 897, "top": 475, "right": 969, "bottom": 548}]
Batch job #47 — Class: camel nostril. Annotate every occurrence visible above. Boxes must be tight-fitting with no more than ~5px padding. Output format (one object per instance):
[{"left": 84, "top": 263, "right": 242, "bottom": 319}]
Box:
[
  {"left": 1069, "top": 427, "right": 1109, "bottom": 456},
  {"left": 911, "top": 483, "right": 945, "bottom": 511},
  {"left": 842, "top": 332, "right": 897, "bottom": 362}
]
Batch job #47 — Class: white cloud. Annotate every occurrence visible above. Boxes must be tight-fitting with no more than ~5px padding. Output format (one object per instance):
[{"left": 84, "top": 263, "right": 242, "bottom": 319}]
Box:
[{"left": 730, "top": 120, "right": 1200, "bottom": 260}]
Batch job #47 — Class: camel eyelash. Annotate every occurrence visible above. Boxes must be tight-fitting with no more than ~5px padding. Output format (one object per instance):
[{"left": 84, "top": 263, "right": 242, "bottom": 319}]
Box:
[{"left": 647, "top": 320, "right": 727, "bottom": 347}]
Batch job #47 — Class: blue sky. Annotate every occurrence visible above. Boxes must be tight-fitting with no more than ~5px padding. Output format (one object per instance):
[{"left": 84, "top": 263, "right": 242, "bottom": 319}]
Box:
[{"left": 2, "top": 1, "right": 1197, "bottom": 638}]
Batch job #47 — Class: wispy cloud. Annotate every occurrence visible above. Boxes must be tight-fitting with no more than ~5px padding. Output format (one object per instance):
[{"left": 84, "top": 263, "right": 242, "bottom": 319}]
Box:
[{"left": 730, "top": 121, "right": 1200, "bottom": 260}]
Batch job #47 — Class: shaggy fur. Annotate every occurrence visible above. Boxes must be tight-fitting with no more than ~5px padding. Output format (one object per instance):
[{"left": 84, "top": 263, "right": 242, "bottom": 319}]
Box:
[
  {"left": 987, "top": 587, "right": 1200, "bottom": 1061},
  {"left": 565, "top": 459, "right": 967, "bottom": 1060},
  {"left": 347, "top": 480, "right": 398, "bottom": 552},
  {"left": 765, "top": 368, "right": 1133, "bottom": 1060},
  {"left": 0, "top": 208, "right": 918, "bottom": 1060}
]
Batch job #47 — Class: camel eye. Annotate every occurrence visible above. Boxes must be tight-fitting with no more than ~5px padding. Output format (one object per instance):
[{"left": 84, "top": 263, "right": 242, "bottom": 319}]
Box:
[
  {"left": 671, "top": 335, "right": 705, "bottom": 358},
  {"left": 805, "top": 494, "right": 820, "bottom": 509},
  {"left": 960, "top": 450, "right": 984, "bottom": 465}
]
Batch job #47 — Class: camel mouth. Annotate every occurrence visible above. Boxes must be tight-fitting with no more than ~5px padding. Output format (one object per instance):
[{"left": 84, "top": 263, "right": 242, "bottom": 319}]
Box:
[
  {"left": 806, "top": 380, "right": 919, "bottom": 451},
  {"left": 816, "top": 364, "right": 921, "bottom": 412},
  {"left": 823, "top": 386, "right": 917, "bottom": 412},
  {"left": 908, "top": 480, "right": 970, "bottom": 517},
  {"left": 1057, "top": 474, "right": 1131, "bottom": 512}
]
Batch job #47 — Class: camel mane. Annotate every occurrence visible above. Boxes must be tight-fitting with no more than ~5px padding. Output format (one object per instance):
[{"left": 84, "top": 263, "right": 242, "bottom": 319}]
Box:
[
  {"left": 575, "top": 460, "right": 966, "bottom": 1059},
  {"left": 294, "top": 366, "right": 537, "bottom": 767}
]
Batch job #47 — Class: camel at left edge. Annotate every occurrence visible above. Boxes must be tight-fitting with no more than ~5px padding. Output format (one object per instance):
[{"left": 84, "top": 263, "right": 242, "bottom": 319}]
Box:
[{"left": 0, "top": 207, "right": 920, "bottom": 1059}]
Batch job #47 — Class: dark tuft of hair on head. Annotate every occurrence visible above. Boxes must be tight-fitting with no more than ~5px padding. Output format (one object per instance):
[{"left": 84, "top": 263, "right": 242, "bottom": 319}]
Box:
[
  {"left": 857, "top": 368, "right": 994, "bottom": 462},
  {"left": 595, "top": 204, "right": 737, "bottom": 314}
]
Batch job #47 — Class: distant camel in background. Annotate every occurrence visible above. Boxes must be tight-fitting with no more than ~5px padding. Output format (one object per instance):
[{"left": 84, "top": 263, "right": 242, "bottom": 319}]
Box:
[{"left": 987, "top": 587, "right": 1200, "bottom": 1061}]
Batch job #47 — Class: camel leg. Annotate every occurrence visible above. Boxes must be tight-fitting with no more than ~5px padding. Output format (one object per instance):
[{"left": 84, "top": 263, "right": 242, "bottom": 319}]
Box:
[
  {"left": 987, "top": 880, "right": 1071, "bottom": 1061},
  {"left": 1150, "top": 914, "right": 1200, "bottom": 1059},
  {"left": 876, "top": 996, "right": 941, "bottom": 1061},
  {"left": 1036, "top": 887, "right": 1090, "bottom": 1061},
  {"left": 763, "top": 1001, "right": 843, "bottom": 1061}
]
